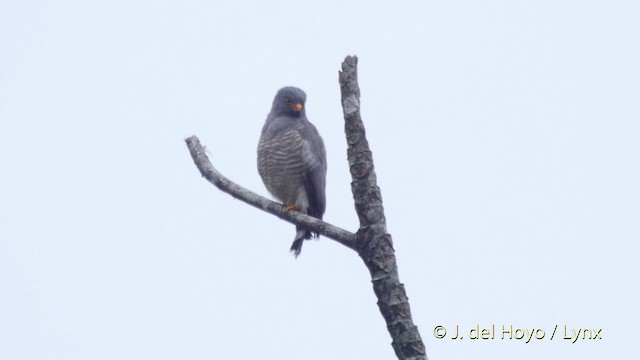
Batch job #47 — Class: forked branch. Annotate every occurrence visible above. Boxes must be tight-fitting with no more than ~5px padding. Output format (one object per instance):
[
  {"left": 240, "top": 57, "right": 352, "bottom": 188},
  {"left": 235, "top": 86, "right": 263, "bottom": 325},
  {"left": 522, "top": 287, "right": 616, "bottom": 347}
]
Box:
[{"left": 185, "top": 55, "right": 427, "bottom": 360}]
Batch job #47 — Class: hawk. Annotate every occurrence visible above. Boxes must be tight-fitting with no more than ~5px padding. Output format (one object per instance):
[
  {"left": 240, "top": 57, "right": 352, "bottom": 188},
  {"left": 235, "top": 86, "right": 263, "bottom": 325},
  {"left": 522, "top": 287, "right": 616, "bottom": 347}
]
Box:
[{"left": 257, "top": 87, "right": 327, "bottom": 257}]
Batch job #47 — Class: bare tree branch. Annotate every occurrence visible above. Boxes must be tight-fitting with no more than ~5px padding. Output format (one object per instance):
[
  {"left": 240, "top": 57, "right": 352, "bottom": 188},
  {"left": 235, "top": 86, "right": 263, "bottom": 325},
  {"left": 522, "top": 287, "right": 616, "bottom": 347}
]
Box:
[
  {"left": 339, "top": 55, "right": 427, "bottom": 360},
  {"left": 185, "top": 55, "right": 427, "bottom": 360},
  {"left": 185, "top": 136, "right": 356, "bottom": 250}
]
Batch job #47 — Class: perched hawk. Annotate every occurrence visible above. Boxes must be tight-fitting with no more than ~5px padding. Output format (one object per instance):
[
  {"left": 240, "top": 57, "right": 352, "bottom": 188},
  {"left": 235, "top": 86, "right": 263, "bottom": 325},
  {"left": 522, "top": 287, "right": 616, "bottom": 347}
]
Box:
[{"left": 257, "top": 87, "right": 327, "bottom": 257}]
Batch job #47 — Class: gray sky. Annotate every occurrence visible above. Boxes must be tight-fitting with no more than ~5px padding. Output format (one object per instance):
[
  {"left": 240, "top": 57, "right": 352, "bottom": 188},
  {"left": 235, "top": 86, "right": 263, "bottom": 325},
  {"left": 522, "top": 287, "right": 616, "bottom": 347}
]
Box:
[{"left": 1, "top": 1, "right": 638, "bottom": 359}]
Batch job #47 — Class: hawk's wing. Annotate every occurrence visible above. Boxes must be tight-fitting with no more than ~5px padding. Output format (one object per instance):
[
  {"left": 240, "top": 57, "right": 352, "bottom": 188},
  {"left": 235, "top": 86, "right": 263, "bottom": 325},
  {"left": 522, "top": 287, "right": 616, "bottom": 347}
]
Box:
[{"left": 300, "top": 121, "right": 327, "bottom": 220}]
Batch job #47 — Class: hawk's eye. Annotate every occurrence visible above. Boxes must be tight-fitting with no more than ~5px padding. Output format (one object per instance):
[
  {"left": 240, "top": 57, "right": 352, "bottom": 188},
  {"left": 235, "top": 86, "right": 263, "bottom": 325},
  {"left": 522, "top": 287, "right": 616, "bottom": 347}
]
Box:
[{"left": 286, "top": 99, "right": 292, "bottom": 105}]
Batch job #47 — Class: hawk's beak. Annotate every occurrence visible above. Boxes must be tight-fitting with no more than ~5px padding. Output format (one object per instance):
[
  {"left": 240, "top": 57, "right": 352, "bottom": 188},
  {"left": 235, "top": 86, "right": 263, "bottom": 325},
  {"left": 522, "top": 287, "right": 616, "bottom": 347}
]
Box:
[{"left": 293, "top": 102, "right": 303, "bottom": 111}]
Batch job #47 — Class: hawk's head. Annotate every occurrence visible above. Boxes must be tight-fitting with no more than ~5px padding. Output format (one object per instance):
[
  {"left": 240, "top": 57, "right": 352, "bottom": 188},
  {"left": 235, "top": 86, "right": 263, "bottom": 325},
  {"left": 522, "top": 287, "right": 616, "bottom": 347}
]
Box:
[{"left": 271, "top": 86, "right": 307, "bottom": 118}]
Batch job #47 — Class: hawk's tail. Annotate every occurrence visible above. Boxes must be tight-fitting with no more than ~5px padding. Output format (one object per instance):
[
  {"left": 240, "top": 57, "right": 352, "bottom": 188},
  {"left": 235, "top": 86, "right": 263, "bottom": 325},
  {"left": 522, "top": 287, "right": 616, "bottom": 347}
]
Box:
[{"left": 290, "top": 225, "right": 315, "bottom": 258}]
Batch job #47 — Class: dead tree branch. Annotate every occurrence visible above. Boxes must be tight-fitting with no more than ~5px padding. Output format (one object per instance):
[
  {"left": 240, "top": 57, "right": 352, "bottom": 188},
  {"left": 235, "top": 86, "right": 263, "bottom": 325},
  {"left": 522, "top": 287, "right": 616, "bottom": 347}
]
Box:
[
  {"left": 339, "top": 55, "right": 427, "bottom": 360},
  {"left": 185, "top": 136, "right": 356, "bottom": 250},
  {"left": 185, "top": 55, "right": 427, "bottom": 360}
]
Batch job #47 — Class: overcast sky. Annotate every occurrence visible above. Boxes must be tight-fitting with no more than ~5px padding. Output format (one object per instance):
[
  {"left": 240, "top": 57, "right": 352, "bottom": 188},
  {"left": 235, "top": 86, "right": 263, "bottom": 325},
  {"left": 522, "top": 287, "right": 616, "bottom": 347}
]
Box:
[{"left": 1, "top": 1, "right": 638, "bottom": 359}]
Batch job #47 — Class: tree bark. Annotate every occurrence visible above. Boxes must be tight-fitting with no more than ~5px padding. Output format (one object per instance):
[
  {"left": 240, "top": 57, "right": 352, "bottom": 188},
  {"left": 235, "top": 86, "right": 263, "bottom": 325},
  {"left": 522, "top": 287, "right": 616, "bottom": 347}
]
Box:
[
  {"left": 339, "top": 55, "right": 427, "bottom": 360},
  {"left": 184, "top": 55, "right": 427, "bottom": 360}
]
